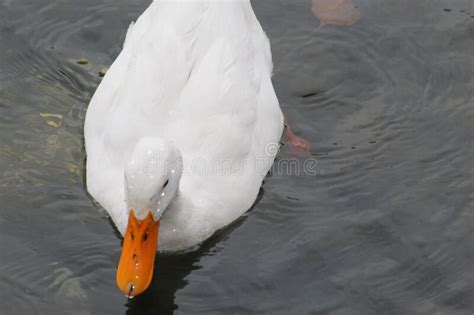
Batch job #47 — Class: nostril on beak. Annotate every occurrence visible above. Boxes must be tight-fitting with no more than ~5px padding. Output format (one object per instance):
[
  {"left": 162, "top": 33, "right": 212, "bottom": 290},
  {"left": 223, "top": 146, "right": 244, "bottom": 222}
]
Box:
[{"left": 126, "top": 282, "right": 135, "bottom": 299}]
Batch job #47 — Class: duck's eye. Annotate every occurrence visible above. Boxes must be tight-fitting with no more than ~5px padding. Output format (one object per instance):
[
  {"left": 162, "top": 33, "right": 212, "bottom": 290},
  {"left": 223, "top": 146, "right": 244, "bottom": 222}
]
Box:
[
  {"left": 163, "top": 179, "right": 169, "bottom": 188},
  {"left": 143, "top": 229, "right": 149, "bottom": 242}
]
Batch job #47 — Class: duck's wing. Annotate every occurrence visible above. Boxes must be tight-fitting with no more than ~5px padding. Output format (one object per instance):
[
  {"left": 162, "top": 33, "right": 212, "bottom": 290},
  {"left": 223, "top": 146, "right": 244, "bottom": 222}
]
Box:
[
  {"left": 84, "top": 2, "right": 195, "bottom": 230},
  {"left": 163, "top": 8, "right": 283, "bottom": 230}
]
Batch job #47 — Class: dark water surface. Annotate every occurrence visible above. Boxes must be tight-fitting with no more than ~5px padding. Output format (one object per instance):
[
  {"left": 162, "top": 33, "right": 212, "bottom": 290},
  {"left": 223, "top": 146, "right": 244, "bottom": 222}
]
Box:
[{"left": 1, "top": 0, "right": 473, "bottom": 314}]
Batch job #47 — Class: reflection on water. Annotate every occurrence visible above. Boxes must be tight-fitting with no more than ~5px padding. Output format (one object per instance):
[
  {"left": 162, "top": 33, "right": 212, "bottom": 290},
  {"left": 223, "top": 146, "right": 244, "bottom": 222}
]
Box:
[{"left": 0, "top": 0, "right": 473, "bottom": 314}]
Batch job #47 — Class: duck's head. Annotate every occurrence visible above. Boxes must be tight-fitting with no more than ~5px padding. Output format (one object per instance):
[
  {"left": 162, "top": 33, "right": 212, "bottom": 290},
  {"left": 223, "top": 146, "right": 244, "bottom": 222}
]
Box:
[{"left": 116, "top": 137, "right": 182, "bottom": 297}]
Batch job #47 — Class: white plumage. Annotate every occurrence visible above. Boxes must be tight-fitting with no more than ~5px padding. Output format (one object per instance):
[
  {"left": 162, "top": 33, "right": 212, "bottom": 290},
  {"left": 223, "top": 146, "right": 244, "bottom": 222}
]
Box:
[{"left": 84, "top": 0, "right": 283, "bottom": 252}]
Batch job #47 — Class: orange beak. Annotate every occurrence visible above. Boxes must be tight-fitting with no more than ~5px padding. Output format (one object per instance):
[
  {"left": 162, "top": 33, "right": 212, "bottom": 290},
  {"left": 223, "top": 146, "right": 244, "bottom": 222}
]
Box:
[{"left": 116, "top": 210, "right": 159, "bottom": 297}]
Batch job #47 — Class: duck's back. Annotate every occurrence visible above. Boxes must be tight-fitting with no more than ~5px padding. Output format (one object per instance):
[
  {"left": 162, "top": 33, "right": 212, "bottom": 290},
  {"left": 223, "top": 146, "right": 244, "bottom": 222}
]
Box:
[{"left": 85, "top": 0, "right": 283, "bottom": 249}]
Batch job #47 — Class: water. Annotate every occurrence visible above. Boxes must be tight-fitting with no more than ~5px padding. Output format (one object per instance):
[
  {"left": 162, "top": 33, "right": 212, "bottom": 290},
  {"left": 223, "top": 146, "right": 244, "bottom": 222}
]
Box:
[{"left": 0, "top": 0, "right": 473, "bottom": 314}]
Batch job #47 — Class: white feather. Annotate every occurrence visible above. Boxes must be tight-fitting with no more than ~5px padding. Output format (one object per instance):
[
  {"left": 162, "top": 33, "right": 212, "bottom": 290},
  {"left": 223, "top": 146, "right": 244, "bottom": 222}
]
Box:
[{"left": 85, "top": 0, "right": 283, "bottom": 252}]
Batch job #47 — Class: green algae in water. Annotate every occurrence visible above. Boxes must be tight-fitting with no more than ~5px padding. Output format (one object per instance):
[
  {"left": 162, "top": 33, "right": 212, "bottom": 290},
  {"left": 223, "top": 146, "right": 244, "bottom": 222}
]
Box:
[
  {"left": 76, "top": 58, "right": 89, "bottom": 65},
  {"left": 49, "top": 268, "right": 88, "bottom": 304},
  {"left": 40, "top": 113, "right": 63, "bottom": 128},
  {"left": 99, "top": 67, "right": 108, "bottom": 77}
]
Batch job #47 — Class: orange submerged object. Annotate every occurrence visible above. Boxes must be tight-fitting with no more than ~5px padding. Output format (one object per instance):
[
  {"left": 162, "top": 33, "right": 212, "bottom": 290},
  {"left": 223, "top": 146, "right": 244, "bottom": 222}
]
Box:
[{"left": 312, "top": 0, "right": 360, "bottom": 28}]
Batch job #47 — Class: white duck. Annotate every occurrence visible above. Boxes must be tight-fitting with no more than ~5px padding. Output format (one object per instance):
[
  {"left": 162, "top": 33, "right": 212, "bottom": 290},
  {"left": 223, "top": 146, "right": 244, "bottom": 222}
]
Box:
[{"left": 84, "top": 0, "right": 283, "bottom": 297}]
